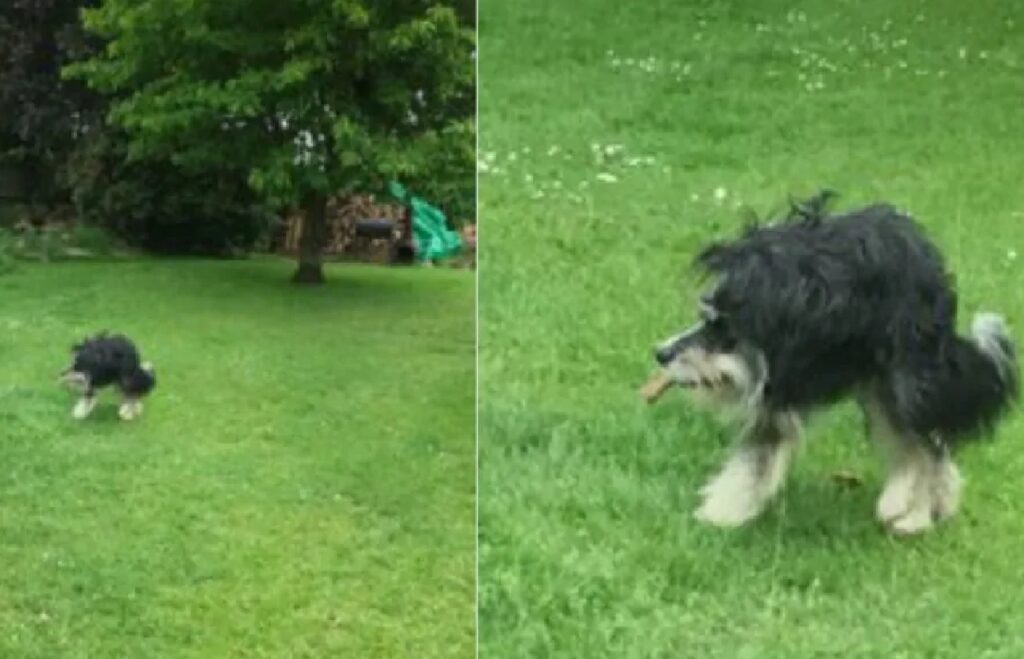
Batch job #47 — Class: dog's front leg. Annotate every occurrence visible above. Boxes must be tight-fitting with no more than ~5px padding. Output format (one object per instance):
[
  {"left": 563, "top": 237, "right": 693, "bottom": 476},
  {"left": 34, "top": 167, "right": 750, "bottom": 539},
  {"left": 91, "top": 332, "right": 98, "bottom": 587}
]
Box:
[
  {"left": 694, "top": 411, "right": 801, "bottom": 527},
  {"left": 72, "top": 390, "right": 97, "bottom": 420}
]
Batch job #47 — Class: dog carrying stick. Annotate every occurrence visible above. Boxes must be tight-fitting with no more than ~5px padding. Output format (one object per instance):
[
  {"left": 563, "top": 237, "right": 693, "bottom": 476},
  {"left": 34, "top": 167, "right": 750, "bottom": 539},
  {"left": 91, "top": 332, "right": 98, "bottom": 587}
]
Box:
[{"left": 640, "top": 370, "right": 673, "bottom": 404}]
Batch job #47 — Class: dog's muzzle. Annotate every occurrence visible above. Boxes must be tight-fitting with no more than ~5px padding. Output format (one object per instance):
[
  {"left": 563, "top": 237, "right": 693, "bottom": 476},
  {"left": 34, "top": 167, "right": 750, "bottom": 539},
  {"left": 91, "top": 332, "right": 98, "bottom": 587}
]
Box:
[{"left": 654, "top": 323, "right": 704, "bottom": 366}]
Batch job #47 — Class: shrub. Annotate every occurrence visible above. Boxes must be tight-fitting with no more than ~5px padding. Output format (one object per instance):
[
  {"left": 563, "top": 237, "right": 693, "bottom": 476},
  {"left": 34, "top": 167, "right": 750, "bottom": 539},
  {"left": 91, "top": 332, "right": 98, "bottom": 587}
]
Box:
[{"left": 66, "top": 131, "right": 273, "bottom": 256}]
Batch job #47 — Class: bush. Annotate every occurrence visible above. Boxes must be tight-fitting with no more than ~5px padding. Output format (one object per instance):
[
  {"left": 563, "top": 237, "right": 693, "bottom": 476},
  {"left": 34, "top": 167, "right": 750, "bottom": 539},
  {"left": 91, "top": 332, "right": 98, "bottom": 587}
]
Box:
[
  {"left": 0, "top": 220, "right": 125, "bottom": 266},
  {"left": 66, "top": 131, "right": 274, "bottom": 256}
]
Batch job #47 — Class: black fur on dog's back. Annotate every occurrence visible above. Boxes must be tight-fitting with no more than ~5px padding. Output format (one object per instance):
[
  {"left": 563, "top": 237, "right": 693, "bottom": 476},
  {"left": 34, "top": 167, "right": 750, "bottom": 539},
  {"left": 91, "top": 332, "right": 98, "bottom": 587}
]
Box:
[
  {"left": 70, "top": 332, "right": 156, "bottom": 396},
  {"left": 694, "top": 194, "right": 1017, "bottom": 445}
]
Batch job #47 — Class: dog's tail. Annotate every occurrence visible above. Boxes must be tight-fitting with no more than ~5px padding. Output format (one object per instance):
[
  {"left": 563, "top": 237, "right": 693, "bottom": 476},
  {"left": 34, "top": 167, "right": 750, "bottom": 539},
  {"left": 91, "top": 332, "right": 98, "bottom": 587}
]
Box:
[{"left": 929, "top": 313, "right": 1019, "bottom": 443}]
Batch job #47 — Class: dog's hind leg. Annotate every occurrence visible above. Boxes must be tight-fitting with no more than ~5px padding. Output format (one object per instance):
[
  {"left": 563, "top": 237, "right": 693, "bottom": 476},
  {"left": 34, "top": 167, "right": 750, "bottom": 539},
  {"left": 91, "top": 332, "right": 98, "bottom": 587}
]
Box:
[
  {"left": 860, "top": 395, "right": 941, "bottom": 534},
  {"left": 695, "top": 411, "right": 801, "bottom": 527},
  {"left": 930, "top": 447, "right": 962, "bottom": 522},
  {"left": 118, "top": 396, "right": 142, "bottom": 421}
]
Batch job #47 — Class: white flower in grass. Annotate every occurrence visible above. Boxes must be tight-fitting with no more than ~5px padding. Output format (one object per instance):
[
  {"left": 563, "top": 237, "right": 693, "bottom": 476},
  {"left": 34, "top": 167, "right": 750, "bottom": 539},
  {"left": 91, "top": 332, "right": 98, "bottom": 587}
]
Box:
[
  {"left": 713, "top": 186, "right": 727, "bottom": 202},
  {"left": 596, "top": 173, "right": 619, "bottom": 183},
  {"left": 1008, "top": 249, "right": 1018, "bottom": 261}
]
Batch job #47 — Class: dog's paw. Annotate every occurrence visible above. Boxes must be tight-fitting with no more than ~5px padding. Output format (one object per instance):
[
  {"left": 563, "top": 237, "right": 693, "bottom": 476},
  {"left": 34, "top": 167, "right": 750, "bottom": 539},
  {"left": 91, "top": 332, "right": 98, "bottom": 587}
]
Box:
[
  {"left": 118, "top": 401, "right": 142, "bottom": 421},
  {"left": 693, "top": 497, "right": 763, "bottom": 527},
  {"left": 876, "top": 472, "right": 916, "bottom": 524},
  {"left": 694, "top": 484, "right": 765, "bottom": 528},
  {"left": 72, "top": 398, "right": 96, "bottom": 420},
  {"left": 887, "top": 503, "right": 934, "bottom": 536},
  {"left": 931, "top": 461, "right": 962, "bottom": 522}
]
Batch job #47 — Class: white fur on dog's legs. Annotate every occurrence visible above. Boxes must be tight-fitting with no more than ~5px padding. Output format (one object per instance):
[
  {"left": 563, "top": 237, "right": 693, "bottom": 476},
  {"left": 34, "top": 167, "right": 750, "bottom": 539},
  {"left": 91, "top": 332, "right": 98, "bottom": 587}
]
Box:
[
  {"left": 695, "top": 450, "right": 767, "bottom": 527},
  {"left": 118, "top": 399, "right": 142, "bottom": 421},
  {"left": 862, "top": 394, "right": 936, "bottom": 533},
  {"left": 931, "top": 455, "right": 962, "bottom": 522},
  {"left": 695, "top": 413, "right": 800, "bottom": 528},
  {"left": 880, "top": 444, "right": 944, "bottom": 536},
  {"left": 876, "top": 458, "right": 919, "bottom": 524},
  {"left": 72, "top": 396, "right": 97, "bottom": 420}
]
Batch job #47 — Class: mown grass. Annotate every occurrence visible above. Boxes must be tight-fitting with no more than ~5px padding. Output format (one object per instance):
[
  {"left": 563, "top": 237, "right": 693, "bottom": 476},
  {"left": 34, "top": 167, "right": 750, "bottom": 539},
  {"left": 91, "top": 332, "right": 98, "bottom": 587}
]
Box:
[
  {"left": 0, "top": 258, "right": 475, "bottom": 658},
  {"left": 479, "top": 0, "right": 1024, "bottom": 656}
]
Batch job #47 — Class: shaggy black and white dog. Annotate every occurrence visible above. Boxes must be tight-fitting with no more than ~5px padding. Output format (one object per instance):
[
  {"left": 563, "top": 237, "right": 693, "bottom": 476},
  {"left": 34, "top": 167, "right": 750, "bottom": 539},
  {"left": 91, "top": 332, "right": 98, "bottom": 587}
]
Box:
[
  {"left": 654, "top": 193, "right": 1018, "bottom": 534},
  {"left": 59, "top": 333, "right": 156, "bottom": 421}
]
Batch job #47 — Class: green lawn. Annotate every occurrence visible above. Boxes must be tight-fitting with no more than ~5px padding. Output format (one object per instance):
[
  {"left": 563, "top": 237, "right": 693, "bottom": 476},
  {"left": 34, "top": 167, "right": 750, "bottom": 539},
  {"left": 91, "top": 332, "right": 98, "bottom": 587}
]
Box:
[
  {"left": 0, "top": 258, "right": 474, "bottom": 658},
  {"left": 479, "top": 0, "right": 1024, "bottom": 657}
]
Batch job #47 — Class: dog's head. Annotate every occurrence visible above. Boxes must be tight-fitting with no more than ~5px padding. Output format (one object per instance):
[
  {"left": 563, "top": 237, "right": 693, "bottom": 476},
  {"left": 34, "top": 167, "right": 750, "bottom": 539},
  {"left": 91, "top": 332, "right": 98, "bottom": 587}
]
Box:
[
  {"left": 122, "top": 362, "right": 156, "bottom": 398},
  {"left": 58, "top": 367, "right": 89, "bottom": 391},
  {"left": 654, "top": 294, "right": 766, "bottom": 409}
]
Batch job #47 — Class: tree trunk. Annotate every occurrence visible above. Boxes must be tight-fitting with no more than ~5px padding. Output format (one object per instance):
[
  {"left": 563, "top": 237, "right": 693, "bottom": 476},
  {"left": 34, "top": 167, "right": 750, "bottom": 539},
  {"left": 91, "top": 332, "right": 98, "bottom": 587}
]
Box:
[{"left": 292, "top": 192, "right": 328, "bottom": 284}]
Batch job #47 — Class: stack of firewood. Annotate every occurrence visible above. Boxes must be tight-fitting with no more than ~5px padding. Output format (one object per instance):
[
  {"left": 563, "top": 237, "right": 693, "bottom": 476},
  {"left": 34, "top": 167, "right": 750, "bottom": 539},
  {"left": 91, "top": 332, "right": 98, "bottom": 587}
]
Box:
[
  {"left": 281, "top": 194, "right": 404, "bottom": 260},
  {"left": 280, "top": 193, "right": 475, "bottom": 266}
]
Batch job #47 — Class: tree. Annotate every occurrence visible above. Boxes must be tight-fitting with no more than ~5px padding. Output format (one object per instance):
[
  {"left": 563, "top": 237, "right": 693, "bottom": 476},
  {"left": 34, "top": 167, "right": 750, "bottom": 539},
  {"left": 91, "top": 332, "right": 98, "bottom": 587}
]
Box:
[
  {"left": 67, "top": 0, "right": 475, "bottom": 283},
  {"left": 0, "top": 0, "right": 102, "bottom": 207}
]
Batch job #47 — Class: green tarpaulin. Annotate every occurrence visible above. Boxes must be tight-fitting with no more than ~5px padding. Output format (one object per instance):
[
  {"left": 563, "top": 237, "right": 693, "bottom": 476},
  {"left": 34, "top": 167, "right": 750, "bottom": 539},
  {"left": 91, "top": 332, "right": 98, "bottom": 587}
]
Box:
[{"left": 388, "top": 181, "right": 462, "bottom": 262}]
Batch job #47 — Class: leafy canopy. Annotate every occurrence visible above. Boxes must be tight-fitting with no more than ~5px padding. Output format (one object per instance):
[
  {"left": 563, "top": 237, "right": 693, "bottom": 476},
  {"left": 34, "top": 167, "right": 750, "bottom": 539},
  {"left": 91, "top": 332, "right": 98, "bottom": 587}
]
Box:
[{"left": 67, "top": 0, "right": 475, "bottom": 206}]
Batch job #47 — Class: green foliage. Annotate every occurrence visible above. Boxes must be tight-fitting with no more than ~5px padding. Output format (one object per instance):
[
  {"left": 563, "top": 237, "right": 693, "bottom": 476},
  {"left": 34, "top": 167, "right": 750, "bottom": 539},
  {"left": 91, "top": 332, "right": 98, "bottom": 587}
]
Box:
[
  {"left": 66, "top": 0, "right": 475, "bottom": 210},
  {"left": 404, "top": 118, "right": 476, "bottom": 223},
  {"left": 0, "top": 221, "right": 123, "bottom": 267},
  {"left": 0, "top": 0, "right": 103, "bottom": 205},
  {"left": 66, "top": 130, "right": 273, "bottom": 255}
]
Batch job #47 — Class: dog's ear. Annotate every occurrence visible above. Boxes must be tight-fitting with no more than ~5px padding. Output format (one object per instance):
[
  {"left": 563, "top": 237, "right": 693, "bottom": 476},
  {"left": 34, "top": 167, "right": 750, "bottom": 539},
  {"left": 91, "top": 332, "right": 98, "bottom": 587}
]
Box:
[
  {"left": 788, "top": 189, "right": 839, "bottom": 222},
  {"left": 699, "top": 294, "right": 722, "bottom": 320}
]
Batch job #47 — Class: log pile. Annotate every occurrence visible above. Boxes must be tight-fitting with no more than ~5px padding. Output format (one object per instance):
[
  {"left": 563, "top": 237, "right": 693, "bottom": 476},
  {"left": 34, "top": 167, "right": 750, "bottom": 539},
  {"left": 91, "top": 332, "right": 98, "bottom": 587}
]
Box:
[
  {"left": 279, "top": 193, "right": 476, "bottom": 267},
  {"left": 281, "top": 194, "right": 405, "bottom": 263}
]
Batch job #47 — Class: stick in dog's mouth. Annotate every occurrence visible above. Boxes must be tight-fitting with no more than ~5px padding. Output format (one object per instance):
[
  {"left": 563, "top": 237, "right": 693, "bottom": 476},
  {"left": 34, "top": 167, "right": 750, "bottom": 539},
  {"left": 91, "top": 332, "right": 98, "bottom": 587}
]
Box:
[{"left": 641, "top": 371, "right": 677, "bottom": 404}]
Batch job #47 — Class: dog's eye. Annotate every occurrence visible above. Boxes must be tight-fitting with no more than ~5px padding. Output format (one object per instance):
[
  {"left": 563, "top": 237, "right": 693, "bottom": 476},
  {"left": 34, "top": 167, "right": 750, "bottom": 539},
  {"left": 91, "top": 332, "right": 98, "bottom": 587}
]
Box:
[{"left": 706, "top": 318, "right": 737, "bottom": 350}]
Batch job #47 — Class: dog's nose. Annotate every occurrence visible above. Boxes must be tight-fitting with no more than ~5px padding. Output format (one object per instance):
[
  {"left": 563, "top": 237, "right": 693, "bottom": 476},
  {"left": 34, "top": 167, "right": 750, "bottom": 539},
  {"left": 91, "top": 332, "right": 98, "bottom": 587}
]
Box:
[{"left": 654, "top": 345, "right": 676, "bottom": 366}]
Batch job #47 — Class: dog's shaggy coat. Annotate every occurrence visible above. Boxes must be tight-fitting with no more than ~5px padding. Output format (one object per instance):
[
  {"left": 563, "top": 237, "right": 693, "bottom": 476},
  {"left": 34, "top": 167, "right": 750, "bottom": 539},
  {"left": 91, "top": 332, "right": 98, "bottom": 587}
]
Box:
[
  {"left": 60, "top": 333, "right": 156, "bottom": 420},
  {"left": 655, "top": 194, "right": 1018, "bottom": 534}
]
